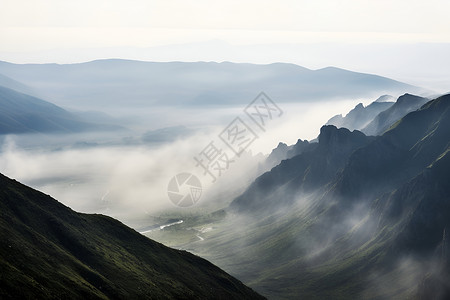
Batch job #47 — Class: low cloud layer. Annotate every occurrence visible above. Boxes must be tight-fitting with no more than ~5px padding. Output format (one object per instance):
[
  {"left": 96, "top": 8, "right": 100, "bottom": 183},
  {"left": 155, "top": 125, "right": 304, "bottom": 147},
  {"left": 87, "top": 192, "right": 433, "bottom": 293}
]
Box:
[{"left": 0, "top": 98, "right": 367, "bottom": 224}]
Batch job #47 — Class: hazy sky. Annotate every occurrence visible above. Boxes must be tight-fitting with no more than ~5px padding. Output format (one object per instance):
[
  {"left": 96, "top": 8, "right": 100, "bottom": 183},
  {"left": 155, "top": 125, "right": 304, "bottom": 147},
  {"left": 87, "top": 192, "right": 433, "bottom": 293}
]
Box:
[
  {"left": 2, "top": 0, "right": 449, "bottom": 48},
  {"left": 1, "top": 0, "right": 450, "bottom": 91}
]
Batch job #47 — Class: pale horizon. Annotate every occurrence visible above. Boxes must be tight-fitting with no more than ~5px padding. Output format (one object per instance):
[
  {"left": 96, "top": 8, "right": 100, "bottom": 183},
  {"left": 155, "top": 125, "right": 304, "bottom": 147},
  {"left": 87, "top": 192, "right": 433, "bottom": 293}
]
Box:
[{"left": 1, "top": 1, "right": 450, "bottom": 92}]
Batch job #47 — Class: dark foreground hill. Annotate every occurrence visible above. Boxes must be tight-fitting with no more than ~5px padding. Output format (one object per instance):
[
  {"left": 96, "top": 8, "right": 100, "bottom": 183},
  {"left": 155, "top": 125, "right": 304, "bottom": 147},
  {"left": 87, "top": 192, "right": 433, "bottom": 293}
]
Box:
[{"left": 0, "top": 173, "right": 264, "bottom": 299}]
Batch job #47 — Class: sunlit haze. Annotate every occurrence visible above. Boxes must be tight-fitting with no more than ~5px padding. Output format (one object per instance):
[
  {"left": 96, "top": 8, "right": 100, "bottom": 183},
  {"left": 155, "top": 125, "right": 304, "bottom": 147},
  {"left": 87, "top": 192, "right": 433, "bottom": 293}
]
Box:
[{"left": 1, "top": 0, "right": 450, "bottom": 91}]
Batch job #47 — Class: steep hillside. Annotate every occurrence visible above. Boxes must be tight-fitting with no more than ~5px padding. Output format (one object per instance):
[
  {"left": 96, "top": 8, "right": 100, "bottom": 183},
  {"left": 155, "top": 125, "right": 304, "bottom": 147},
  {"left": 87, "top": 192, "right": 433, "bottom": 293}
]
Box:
[{"left": 0, "top": 173, "right": 263, "bottom": 299}]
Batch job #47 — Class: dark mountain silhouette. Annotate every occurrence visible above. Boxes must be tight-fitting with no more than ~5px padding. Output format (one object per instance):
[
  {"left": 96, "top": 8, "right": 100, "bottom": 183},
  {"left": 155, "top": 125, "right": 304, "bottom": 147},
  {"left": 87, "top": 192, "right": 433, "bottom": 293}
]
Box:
[
  {"left": 361, "top": 93, "right": 428, "bottom": 136},
  {"left": 271, "top": 93, "right": 409, "bottom": 169},
  {"left": 265, "top": 139, "right": 312, "bottom": 169},
  {"left": 265, "top": 142, "right": 291, "bottom": 167},
  {"left": 0, "top": 86, "right": 121, "bottom": 134},
  {"left": 202, "top": 94, "right": 450, "bottom": 299},
  {"left": 0, "top": 173, "right": 263, "bottom": 299},
  {"left": 231, "top": 126, "right": 374, "bottom": 212},
  {"left": 326, "top": 100, "right": 394, "bottom": 131}
]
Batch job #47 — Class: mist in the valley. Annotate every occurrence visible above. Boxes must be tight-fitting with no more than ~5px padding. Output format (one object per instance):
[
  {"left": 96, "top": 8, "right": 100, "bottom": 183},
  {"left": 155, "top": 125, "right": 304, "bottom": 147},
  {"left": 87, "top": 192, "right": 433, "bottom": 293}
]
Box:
[
  {"left": 0, "top": 98, "right": 362, "bottom": 225},
  {"left": 1, "top": 88, "right": 440, "bottom": 298},
  {"left": 3, "top": 89, "right": 421, "bottom": 298},
  {"left": 185, "top": 181, "right": 445, "bottom": 299}
]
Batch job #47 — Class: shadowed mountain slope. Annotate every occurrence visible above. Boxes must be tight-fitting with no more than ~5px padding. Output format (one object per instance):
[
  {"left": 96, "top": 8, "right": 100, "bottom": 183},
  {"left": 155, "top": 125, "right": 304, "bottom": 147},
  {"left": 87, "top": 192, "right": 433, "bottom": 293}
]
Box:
[
  {"left": 326, "top": 100, "right": 394, "bottom": 131},
  {"left": 0, "top": 173, "right": 264, "bottom": 299},
  {"left": 217, "top": 95, "right": 450, "bottom": 298},
  {"left": 0, "top": 86, "right": 120, "bottom": 134},
  {"left": 361, "top": 93, "right": 428, "bottom": 136}
]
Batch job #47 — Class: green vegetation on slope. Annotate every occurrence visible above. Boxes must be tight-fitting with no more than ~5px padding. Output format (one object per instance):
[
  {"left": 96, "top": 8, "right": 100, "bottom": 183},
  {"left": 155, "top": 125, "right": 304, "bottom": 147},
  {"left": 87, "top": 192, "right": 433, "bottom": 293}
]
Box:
[{"left": 0, "top": 174, "right": 264, "bottom": 299}]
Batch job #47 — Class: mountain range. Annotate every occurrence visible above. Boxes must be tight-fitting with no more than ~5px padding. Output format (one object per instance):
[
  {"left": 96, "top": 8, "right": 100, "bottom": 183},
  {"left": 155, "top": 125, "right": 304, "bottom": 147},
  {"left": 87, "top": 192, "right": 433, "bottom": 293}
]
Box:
[
  {"left": 0, "top": 60, "right": 424, "bottom": 111},
  {"left": 326, "top": 93, "right": 430, "bottom": 136},
  {"left": 1, "top": 58, "right": 446, "bottom": 299},
  {"left": 164, "top": 94, "right": 450, "bottom": 299},
  {"left": 326, "top": 96, "right": 395, "bottom": 132},
  {"left": 237, "top": 94, "right": 450, "bottom": 298},
  {"left": 361, "top": 93, "right": 429, "bottom": 136},
  {"left": 268, "top": 93, "right": 432, "bottom": 169}
]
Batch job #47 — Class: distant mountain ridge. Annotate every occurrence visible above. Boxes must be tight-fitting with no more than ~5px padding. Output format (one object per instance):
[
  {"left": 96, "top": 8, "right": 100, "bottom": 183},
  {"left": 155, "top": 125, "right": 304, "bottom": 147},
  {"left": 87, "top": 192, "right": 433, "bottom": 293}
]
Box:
[{"left": 0, "top": 60, "right": 424, "bottom": 111}]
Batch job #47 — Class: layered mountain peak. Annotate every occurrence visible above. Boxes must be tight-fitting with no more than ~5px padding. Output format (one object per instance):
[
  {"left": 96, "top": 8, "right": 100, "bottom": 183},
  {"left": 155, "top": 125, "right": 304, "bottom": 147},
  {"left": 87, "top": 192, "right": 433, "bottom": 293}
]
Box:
[
  {"left": 265, "top": 142, "right": 291, "bottom": 168},
  {"left": 265, "top": 139, "right": 313, "bottom": 169},
  {"left": 396, "top": 93, "right": 426, "bottom": 105},
  {"left": 274, "top": 142, "right": 289, "bottom": 153},
  {"left": 231, "top": 125, "right": 372, "bottom": 212},
  {"left": 318, "top": 125, "right": 367, "bottom": 152},
  {"left": 375, "top": 94, "right": 395, "bottom": 102},
  {"left": 326, "top": 97, "right": 394, "bottom": 131},
  {"left": 326, "top": 93, "right": 430, "bottom": 137},
  {"left": 287, "top": 139, "right": 311, "bottom": 157},
  {"left": 353, "top": 103, "right": 364, "bottom": 110},
  {"left": 362, "top": 93, "right": 428, "bottom": 136}
]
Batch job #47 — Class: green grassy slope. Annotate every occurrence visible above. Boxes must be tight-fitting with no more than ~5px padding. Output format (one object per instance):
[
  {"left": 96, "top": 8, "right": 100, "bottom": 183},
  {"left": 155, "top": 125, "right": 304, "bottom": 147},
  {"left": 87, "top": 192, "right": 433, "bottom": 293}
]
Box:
[{"left": 0, "top": 173, "right": 264, "bottom": 299}]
